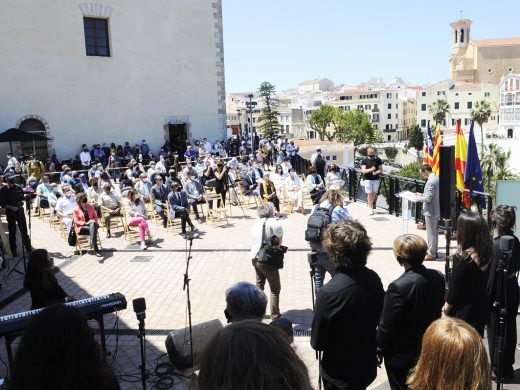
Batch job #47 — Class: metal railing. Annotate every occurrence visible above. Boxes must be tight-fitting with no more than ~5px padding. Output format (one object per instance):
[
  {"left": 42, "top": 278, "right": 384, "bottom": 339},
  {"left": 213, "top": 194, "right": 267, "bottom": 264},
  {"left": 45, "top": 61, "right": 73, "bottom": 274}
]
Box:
[{"left": 293, "top": 154, "right": 494, "bottom": 229}]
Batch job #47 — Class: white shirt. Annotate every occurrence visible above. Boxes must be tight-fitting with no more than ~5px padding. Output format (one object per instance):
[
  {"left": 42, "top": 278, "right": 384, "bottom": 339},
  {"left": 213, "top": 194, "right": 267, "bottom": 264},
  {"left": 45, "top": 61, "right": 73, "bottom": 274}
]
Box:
[
  {"left": 7, "top": 156, "right": 18, "bottom": 168},
  {"left": 281, "top": 162, "right": 292, "bottom": 177},
  {"left": 285, "top": 174, "right": 301, "bottom": 192},
  {"left": 204, "top": 141, "right": 212, "bottom": 152},
  {"left": 250, "top": 217, "right": 283, "bottom": 260},
  {"left": 80, "top": 151, "right": 91, "bottom": 166},
  {"left": 56, "top": 195, "right": 77, "bottom": 216}
]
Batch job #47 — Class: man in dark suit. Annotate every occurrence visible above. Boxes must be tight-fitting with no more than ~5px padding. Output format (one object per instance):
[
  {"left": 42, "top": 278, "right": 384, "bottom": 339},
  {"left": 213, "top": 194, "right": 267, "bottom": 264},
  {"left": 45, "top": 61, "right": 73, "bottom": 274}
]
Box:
[
  {"left": 241, "top": 168, "right": 259, "bottom": 196},
  {"left": 167, "top": 182, "right": 196, "bottom": 237},
  {"left": 73, "top": 173, "right": 90, "bottom": 194},
  {"left": 377, "top": 234, "right": 445, "bottom": 390},
  {"left": 151, "top": 175, "right": 168, "bottom": 228},
  {"left": 416, "top": 164, "right": 440, "bottom": 261},
  {"left": 184, "top": 175, "right": 205, "bottom": 220}
]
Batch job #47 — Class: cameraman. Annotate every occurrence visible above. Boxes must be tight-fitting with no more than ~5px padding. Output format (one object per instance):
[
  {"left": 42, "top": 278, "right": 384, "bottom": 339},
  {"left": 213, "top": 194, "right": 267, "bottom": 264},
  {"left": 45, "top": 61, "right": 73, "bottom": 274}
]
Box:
[
  {"left": 487, "top": 205, "right": 520, "bottom": 379},
  {"left": 309, "top": 189, "right": 351, "bottom": 293},
  {"left": 0, "top": 177, "right": 32, "bottom": 256}
]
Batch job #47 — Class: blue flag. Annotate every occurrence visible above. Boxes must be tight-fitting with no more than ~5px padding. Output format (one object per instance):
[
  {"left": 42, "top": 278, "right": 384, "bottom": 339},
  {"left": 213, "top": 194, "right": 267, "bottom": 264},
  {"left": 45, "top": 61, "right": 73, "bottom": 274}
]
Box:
[{"left": 464, "top": 120, "right": 484, "bottom": 193}]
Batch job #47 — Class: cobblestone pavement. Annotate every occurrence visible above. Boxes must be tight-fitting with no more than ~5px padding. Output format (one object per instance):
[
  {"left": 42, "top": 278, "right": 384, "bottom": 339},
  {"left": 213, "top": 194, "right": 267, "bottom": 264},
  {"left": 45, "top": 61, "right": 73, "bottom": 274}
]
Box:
[{"left": 0, "top": 200, "right": 518, "bottom": 389}]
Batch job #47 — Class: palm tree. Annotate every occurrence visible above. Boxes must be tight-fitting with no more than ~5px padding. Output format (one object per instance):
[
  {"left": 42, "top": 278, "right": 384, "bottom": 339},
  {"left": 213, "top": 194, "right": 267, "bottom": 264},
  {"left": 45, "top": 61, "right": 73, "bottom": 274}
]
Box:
[
  {"left": 471, "top": 100, "right": 492, "bottom": 157},
  {"left": 481, "top": 143, "right": 518, "bottom": 194},
  {"left": 428, "top": 99, "right": 450, "bottom": 125}
]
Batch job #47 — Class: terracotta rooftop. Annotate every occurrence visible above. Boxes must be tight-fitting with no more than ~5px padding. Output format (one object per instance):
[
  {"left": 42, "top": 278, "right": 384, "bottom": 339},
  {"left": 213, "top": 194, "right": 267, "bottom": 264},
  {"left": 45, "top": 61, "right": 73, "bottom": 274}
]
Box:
[{"left": 472, "top": 37, "right": 520, "bottom": 47}]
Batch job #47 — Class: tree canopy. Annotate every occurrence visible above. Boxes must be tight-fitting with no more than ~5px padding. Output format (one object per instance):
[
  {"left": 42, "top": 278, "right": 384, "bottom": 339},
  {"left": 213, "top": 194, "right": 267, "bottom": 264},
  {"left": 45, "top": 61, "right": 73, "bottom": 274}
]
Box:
[
  {"left": 428, "top": 99, "right": 450, "bottom": 124},
  {"left": 471, "top": 100, "right": 492, "bottom": 157},
  {"left": 308, "top": 105, "right": 335, "bottom": 141},
  {"left": 332, "top": 109, "right": 383, "bottom": 153},
  {"left": 258, "top": 81, "right": 280, "bottom": 137}
]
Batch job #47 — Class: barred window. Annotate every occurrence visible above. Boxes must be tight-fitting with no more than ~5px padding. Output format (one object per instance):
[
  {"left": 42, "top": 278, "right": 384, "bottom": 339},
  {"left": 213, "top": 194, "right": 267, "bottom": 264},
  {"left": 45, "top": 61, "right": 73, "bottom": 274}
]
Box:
[{"left": 84, "top": 17, "right": 110, "bottom": 57}]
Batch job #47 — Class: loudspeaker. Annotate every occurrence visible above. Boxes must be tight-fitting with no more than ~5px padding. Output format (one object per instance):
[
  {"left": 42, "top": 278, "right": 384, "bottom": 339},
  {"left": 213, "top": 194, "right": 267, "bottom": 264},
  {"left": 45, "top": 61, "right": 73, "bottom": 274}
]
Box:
[
  {"left": 165, "top": 319, "right": 223, "bottom": 370},
  {"left": 439, "top": 146, "right": 456, "bottom": 220}
]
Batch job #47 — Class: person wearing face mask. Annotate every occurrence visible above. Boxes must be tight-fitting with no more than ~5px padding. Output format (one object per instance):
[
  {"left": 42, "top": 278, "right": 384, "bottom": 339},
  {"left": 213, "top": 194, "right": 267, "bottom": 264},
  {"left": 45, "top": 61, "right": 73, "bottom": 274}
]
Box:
[
  {"left": 73, "top": 193, "right": 102, "bottom": 258},
  {"left": 5, "top": 152, "right": 18, "bottom": 173},
  {"left": 87, "top": 178, "right": 102, "bottom": 217},
  {"left": 10, "top": 163, "right": 26, "bottom": 187},
  {"left": 73, "top": 173, "right": 90, "bottom": 194},
  {"left": 27, "top": 154, "right": 45, "bottom": 182},
  {"left": 35, "top": 175, "right": 52, "bottom": 212},
  {"left": 259, "top": 172, "right": 280, "bottom": 215},
  {"left": 99, "top": 184, "right": 121, "bottom": 238},
  {"left": 168, "top": 182, "right": 197, "bottom": 237},
  {"left": 165, "top": 169, "right": 182, "bottom": 189},
  {"left": 48, "top": 183, "right": 61, "bottom": 212},
  {"left": 108, "top": 150, "right": 120, "bottom": 180},
  {"left": 285, "top": 168, "right": 304, "bottom": 213},
  {"left": 0, "top": 177, "right": 32, "bottom": 256},
  {"left": 134, "top": 173, "right": 152, "bottom": 203},
  {"left": 79, "top": 144, "right": 91, "bottom": 170},
  {"left": 361, "top": 147, "right": 383, "bottom": 216},
  {"left": 151, "top": 175, "right": 169, "bottom": 228},
  {"left": 55, "top": 185, "right": 77, "bottom": 234},
  {"left": 185, "top": 174, "right": 205, "bottom": 220},
  {"left": 306, "top": 166, "right": 326, "bottom": 205}
]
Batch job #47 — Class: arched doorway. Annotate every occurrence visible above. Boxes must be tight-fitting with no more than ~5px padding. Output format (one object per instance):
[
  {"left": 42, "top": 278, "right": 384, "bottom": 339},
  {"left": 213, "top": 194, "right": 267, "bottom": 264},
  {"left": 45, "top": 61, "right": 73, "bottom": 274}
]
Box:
[
  {"left": 18, "top": 118, "right": 49, "bottom": 161},
  {"left": 507, "top": 128, "right": 514, "bottom": 138}
]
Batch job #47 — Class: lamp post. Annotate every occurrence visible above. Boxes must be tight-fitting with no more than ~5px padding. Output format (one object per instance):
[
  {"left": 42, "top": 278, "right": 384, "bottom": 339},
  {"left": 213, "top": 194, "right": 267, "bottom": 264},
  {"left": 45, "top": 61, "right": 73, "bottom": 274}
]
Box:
[
  {"left": 246, "top": 94, "right": 257, "bottom": 155},
  {"left": 236, "top": 109, "right": 242, "bottom": 138}
]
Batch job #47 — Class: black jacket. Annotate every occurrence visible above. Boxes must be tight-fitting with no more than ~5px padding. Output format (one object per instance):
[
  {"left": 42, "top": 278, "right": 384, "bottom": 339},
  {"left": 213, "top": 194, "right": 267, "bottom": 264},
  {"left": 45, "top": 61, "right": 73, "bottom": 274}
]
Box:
[
  {"left": 377, "top": 265, "right": 445, "bottom": 368},
  {"left": 311, "top": 267, "right": 384, "bottom": 389}
]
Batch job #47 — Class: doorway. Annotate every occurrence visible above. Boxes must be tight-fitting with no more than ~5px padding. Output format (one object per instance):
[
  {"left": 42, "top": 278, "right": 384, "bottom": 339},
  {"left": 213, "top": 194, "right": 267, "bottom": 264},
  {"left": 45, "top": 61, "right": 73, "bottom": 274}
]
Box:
[
  {"left": 168, "top": 123, "right": 187, "bottom": 157},
  {"left": 19, "top": 118, "right": 49, "bottom": 161},
  {"left": 507, "top": 128, "right": 514, "bottom": 138}
]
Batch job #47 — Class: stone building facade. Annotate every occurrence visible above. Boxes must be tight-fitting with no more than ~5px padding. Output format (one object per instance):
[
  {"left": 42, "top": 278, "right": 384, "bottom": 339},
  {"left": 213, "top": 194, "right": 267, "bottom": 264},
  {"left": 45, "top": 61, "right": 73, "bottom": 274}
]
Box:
[{"left": 0, "top": 0, "right": 226, "bottom": 162}]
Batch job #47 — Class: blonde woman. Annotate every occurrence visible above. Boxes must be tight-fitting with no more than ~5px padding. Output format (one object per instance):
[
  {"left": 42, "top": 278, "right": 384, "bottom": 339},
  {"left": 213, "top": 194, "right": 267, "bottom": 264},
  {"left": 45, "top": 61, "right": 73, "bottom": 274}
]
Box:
[
  {"left": 122, "top": 189, "right": 152, "bottom": 250},
  {"left": 407, "top": 317, "right": 492, "bottom": 390}
]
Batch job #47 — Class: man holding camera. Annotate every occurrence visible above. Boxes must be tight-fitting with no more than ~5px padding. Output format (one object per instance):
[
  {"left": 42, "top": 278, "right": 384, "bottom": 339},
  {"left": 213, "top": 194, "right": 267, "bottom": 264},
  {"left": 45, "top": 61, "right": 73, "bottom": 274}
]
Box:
[{"left": 0, "top": 177, "right": 32, "bottom": 256}]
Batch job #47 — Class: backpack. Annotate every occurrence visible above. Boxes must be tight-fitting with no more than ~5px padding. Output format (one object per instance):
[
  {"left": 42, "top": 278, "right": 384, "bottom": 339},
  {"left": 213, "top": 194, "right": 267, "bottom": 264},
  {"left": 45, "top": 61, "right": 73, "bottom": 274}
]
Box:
[{"left": 305, "top": 205, "right": 335, "bottom": 243}]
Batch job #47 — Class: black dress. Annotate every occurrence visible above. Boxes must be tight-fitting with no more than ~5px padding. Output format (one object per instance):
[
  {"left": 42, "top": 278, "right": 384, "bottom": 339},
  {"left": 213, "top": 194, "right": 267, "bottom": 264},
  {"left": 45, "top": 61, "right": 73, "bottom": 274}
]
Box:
[
  {"left": 447, "top": 252, "right": 490, "bottom": 335},
  {"left": 24, "top": 273, "right": 67, "bottom": 310}
]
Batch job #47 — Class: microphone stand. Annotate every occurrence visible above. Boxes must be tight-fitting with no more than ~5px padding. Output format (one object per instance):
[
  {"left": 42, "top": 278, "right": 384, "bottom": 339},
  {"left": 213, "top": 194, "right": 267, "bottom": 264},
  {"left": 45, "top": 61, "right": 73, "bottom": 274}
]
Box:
[
  {"left": 133, "top": 298, "right": 148, "bottom": 390},
  {"left": 137, "top": 315, "right": 147, "bottom": 390},
  {"left": 183, "top": 235, "right": 195, "bottom": 367}
]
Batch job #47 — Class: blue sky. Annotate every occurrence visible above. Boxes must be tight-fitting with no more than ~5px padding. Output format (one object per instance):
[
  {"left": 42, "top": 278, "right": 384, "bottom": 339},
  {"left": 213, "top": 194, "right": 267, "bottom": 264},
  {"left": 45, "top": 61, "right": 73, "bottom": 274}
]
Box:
[{"left": 222, "top": 0, "right": 520, "bottom": 92}]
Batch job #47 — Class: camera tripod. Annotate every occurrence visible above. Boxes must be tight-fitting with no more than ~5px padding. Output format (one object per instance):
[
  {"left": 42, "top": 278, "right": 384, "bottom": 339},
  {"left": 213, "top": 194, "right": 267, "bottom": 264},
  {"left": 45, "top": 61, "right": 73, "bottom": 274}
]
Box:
[
  {"left": 3, "top": 200, "right": 32, "bottom": 280},
  {"left": 308, "top": 251, "right": 322, "bottom": 390}
]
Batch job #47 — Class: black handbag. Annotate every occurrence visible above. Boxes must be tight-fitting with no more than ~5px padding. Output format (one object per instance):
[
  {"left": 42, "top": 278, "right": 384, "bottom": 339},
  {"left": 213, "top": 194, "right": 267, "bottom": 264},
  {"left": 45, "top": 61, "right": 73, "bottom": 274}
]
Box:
[
  {"left": 256, "top": 219, "right": 287, "bottom": 269},
  {"left": 68, "top": 227, "right": 77, "bottom": 246}
]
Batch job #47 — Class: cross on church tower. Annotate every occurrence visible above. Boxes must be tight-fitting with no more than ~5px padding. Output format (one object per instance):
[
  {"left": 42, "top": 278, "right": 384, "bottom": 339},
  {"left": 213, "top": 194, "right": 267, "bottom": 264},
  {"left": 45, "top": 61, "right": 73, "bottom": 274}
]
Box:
[{"left": 459, "top": 9, "right": 463, "bottom": 20}]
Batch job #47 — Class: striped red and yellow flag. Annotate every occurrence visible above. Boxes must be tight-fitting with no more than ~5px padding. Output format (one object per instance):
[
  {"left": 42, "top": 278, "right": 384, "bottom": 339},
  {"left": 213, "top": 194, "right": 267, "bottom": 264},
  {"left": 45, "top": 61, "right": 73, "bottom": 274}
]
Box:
[
  {"left": 454, "top": 120, "right": 469, "bottom": 207},
  {"left": 431, "top": 123, "right": 443, "bottom": 175}
]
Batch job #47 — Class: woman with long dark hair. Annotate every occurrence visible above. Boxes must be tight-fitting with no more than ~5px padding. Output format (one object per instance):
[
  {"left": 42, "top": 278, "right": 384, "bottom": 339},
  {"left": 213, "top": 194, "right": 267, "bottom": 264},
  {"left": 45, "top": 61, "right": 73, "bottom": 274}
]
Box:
[
  {"left": 214, "top": 162, "right": 229, "bottom": 207},
  {"left": 23, "top": 249, "right": 69, "bottom": 310},
  {"left": 10, "top": 304, "right": 120, "bottom": 390},
  {"left": 443, "top": 211, "right": 492, "bottom": 335},
  {"left": 487, "top": 205, "right": 520, "bottom": 379}
]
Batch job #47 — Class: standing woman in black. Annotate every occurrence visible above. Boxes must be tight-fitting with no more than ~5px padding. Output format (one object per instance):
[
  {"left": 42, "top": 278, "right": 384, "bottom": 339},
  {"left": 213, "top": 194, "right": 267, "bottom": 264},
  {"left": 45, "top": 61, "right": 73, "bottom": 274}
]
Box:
[
  {"left": 443, "top": 211, "right": 493, "bottom": 336},
  {"left": 23, "top": 249, "right": 71, "bottom": 309},
  {"left": 214, "top": 161, "right": 229, "bottom": 207},
  {"left": 487, "top": 205, "right": 520, "bottom": 379}
]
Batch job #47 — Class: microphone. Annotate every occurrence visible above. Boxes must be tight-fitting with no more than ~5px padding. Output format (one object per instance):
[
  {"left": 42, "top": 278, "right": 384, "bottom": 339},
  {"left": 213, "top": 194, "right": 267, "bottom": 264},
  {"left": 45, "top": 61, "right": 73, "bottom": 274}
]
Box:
[
  {"left": 133, "top": 297, "right": 146, "bottom": 321},
  {"left": 499, "top": 236, "right": 514, "bottom": 255}
]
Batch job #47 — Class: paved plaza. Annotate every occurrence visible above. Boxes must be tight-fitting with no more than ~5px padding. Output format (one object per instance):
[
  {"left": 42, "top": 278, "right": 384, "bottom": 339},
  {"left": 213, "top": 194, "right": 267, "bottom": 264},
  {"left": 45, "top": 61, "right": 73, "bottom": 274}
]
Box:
[{"left": 0, "top": 199, "right": 519, "bottom": 389}]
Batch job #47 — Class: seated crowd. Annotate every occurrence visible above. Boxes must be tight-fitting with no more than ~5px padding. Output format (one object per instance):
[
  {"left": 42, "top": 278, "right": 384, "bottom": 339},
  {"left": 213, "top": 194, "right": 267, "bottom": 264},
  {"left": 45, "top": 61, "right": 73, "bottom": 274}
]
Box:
[
  {"left": 4, "top": 139, "right": 516, "bottom": 390},
  {"left": 0, "top": 137, "right": 340, "bottom": 260}
]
